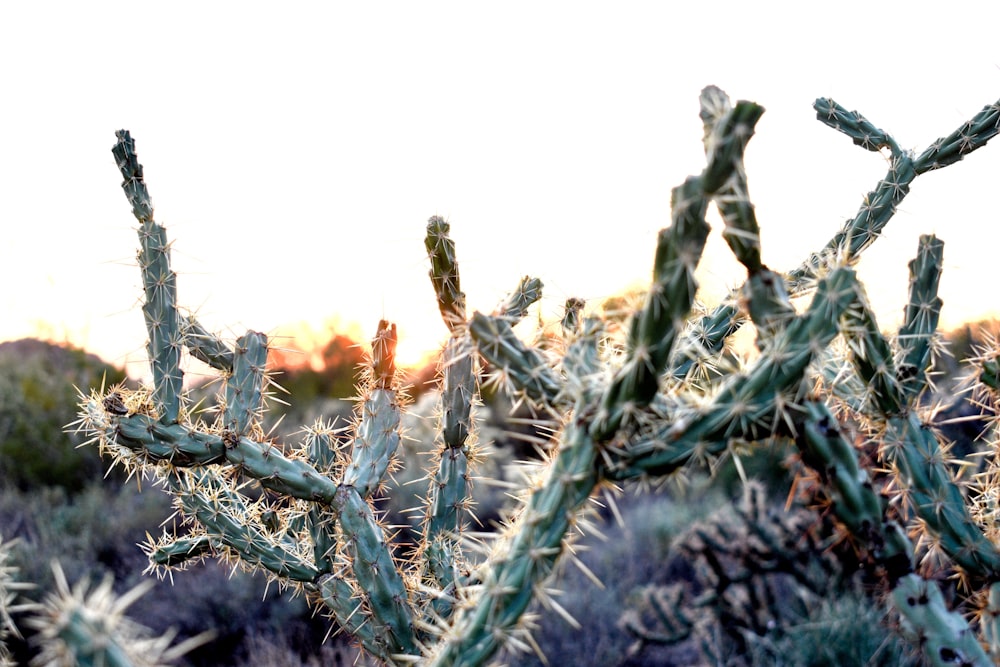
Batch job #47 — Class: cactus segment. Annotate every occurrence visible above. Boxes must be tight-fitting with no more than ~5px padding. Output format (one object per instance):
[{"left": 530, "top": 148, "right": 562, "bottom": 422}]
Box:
[
  {"left": 469, "top": 313, "right": 562, "bottom": 406},
  {"left": 614, "top": 267, "right": 860, "bottom": 479},
  {"left": 168, "top": 469, "right": 321, "bottom": 582},
  {"left": 561, "top": 317, "right": 604, "bottom": 402},
  {"left": 561, "top": 297, "right": 586, "bottom": 336},
  {"left": 341, "top": 322, "right": 401, "bottom": 499},
  {"left": 592, "top": 178, "right": 710, "bottom": 440},
  {"left": 182, "top": 315, "right": 235, "bottom": 372},
  {"left": 425, "top": 216, "right": 466, "bottom": 332},
  {"left": 103, "top": 413, "right": 341, "bottom": 503},
  {"left": 700, "top": 86, "right": 763, "bottom": 274},
  {"left": 888, "top": 414, "right": 1000, "bottom": 579},
  {"left": 149, "top": 534, "right": 213, "bottom": 568},
  {"left": 425, "top": 337, "right": 474, "bottom": 550},
  {"left": 913, "top": 97, "right": 1000, "bottom": 172},
  {"left": 795, "top": 401, "right": 887, "bottom": 551},
  {"left": 339, "top": 386, "right": 400, "bottom": 500},
  {"left": 113, "top": 130, "right": 184, "bottom": 422},
  {"left": 813, "top": 97, "right": 901, "bottom": 156},
  {"left": 890, "top": 573, "right": 990, "bottom": 667},
  {"left": 302, "top": 427, "right": 341, "bottom": 574},
  {"left": 335, "top": 486, "right": 418, "bottom": 657},
  {"left": 592, "top": 97, "right": 764, "bottom": 440},
  {"left": 430, "top": 411, "right": 600, "bottom": 667},
  {"left": 896, "top": 235, "right": 944, "bottom": 402},
  {"left": 742, "top": 270, "right": 795, "bottom": 346},
  {"left": 669, "top": 302, "right": 743, "bottom": 381},
  {"left": 840, "top": 284, "right": 906, "bottom": 416},
  {"left": 224, "top": 331, "right": 269, "bottom": 437},
  {"left": 494, "top": 276, "right": 543, "bottom": 322},
  {"left": 981, "top": 581, "right": 1000, "bottom": 662},
  {"left": 699, "top": 99, "right": 766, "bottom": 194},
  {"left": 318, "top": 571, "right": 381, "bottom": 655}
]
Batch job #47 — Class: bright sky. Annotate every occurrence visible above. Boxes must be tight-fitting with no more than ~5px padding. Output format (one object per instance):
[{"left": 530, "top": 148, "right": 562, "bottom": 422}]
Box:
[{"left": 2, "top": 3, "right": 1000, "bottom": 377}]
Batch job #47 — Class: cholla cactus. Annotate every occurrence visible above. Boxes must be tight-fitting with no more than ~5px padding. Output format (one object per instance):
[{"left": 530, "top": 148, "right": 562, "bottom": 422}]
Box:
[
  {"left": 77, "top": 85, "right": 1000, "bottom": 665},
  {"left": 0, "top": 535, "right": 201, "bottom": 667},
  {"left": 0, "top": 535, "right": 30, "bottom": 667},
  {"left": 621, "top": 481, "right": 843, "bottom": 663}
]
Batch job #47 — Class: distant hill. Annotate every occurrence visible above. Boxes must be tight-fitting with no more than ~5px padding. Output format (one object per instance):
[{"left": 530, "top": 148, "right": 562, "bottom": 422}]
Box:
[{"left": 0, "top": 338, "right": 127, "bottom": 492}]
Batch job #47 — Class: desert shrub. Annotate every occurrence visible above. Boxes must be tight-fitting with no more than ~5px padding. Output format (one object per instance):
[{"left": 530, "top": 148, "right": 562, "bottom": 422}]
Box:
[
  {"left": 518, "top": 477, "right": 913, "bottom": 667},
  {"left": 0, "top": 339, "right": 126, "bottom": 492},
  {"left": 0, "top": 479, "right": 330, "bottom": 666}
]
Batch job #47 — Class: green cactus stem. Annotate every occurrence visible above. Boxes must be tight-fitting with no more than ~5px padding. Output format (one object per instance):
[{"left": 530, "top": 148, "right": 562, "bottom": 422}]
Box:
[
  {"left": 896, "top": 234, "right": 944, "bottom": 403},
  {"left": 612, "top": 267, "right": 861, "bottom": 480},
  {"left": 113, "top": 130, "right": 184, "bottom": 423},
  {"left": 891, "top": 574, "right": 990, "bottom": 666},
  {"left": 342, "top": 321, "right": 402, "bottom": 499}
]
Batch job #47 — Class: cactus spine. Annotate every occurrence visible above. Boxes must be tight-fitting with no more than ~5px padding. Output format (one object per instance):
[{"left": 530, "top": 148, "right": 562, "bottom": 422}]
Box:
[{"left": 76, "top": 86, "right": 1000, "bottom": 666}]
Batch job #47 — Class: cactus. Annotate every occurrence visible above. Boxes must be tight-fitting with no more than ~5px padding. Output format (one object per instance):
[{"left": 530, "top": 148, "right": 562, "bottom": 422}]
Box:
[
  {"left": 75, "top": 85, "right": 1000, "bottom": 665},
  {"left": 621, "top": 481, "right": 848, "bottom": 663},
  {"left": 0, "top": 534, "right": 202, "bottom": 667}
]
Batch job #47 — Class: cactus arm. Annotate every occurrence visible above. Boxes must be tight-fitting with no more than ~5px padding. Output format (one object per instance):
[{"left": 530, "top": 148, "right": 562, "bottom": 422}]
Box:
[
  {"left": 164, "top": 469, "right": 321, "bottom": 582},
  {"left": 590, "top": 179, "right": 711, "bottom": 439},
  {"left": 613, "top": 267, "right": 860, "bottom": 479},
  {"left": 425, "top": 216, "right": 466, "bottom": 332},
  {"left": 913, "top": 97, "right": 1000, "bottom": 172},
  {"left": 791, "top": 96, "right": 999, "bottom": 294},
  {"left": 668, "top": 303, "right": 743, "bottom": 381},
  {"left": 303, "top": 426, "right": 341, "bottom": 573},
  {"left": 560, "top": 297, "right": 585, "bottom": 336},
  {"left": 423, "top": 336, "right": 476, "bottom": 591},
  {"left": 27, "top": 564, "right": 209, "bottom": 667},
  {"left": 561, "top": 317, "right": 604, "bottom": 399},
  {"left": 468, "top": 313, "right": 562, "bottom": 406},
  {"left": 317, "top": 571, "right": 382, "bottom": 654},
  {"left": 181, "top": 315, "right": 235, "bottom": 372},
  {"left": 839, "top": 283, "right": 906, "bottom": 416},
  {"left": 896, "top": 234, "right": 944, "bottom": 402},
  {"left": 110, "top": 413, "right": 342, "bottom": 502},
  {"left": 494, "top": 276, "right": 543, "bottom": 322},
  {"left": 224, "top": 331, "right": 269, "bottom": 437},
  {"left": 428, "top": 407, "right": 601, "bottom": 667},
  {"left": 700, "top": 85, "right": 764, "bottom": 275},
  {"left": 980, "top": 581, "right": 1000, "bottom": 661},
  {"left": 796, "top": 400, "right": 889, "bottom": 550},
  {"left": 890, "top": 573, "right": 991, "bottom": 667},
  {"left": 980, "top": 354, "right": 1000, "bottom": 395},
  {"left": 594, "top": 98, "right": 765, "bottom": 440},
  {"left": 889, "top": 413, "right": 1000, "bottom": 579},
  {"left": 335, "top": 486, "right": 417, "bottom": 657},
  {"left": 689, "top": 95, "right": 1000, "bottom": 362},
  {"left": 835, "top": 238, "right": 1000, "bottom": 579},
  {"left": 813, "top": 97, "right": 902, "bottom": 156},
  {"left": 148, "top": 534, "right": 214, "bottom": 568},
  {"left": 420, "top": 220, "right": 481, "bottom": 596},
  {"left": 341, "top": 321, "right": 402, "bottom": 499},
  {"left": 112, "top": 130, "right": 184, "bottom": 422}
]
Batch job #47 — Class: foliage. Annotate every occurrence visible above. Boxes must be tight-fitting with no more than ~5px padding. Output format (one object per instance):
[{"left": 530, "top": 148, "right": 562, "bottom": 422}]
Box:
[
  {"left": 621, "top": 481, "right": 894, "bottom": 665},
  {"left": 72, "top": 84, "right": 1000, "bottom": 666},
  {"left": 0, "top": 480, "right": 353, "bottom": 666},
  {"left": 0, "top": 339, "right": 126, "bottom": 492}
]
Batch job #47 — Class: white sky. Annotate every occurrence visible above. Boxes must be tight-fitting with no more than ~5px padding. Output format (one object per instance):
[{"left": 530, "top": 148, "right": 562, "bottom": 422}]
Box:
[{"left": 2, "top": 2, "right": 1000, "bottom": 375}]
